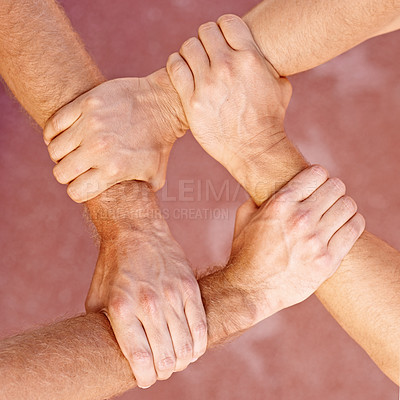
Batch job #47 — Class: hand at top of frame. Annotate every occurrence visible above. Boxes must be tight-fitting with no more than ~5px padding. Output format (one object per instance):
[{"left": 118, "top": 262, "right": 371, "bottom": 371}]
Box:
[
  {"left": 224, "top": 166, "right": 365, "bottom": 323},
  {"left": 166, "top": 14, "right": 291, "bottom": 184},
  {"left": 43, "top": 69, "right": 188, "bottom": 203},
  {"left": 85, "top": 183, "right": 207, "bottom": 389}
]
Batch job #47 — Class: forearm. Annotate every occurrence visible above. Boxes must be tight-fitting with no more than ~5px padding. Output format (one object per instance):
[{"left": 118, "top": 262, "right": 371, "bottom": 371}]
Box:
[
  {"left": 230, "top": 136, "right": 400, "bottom": 383},
  {"left": 0, "top": 271, "right": 257, "bottom": 400},
  {"left": 0, "top": 0, "right": 158, "bottom": 251},
  {"left": 0, "top": 0, "right": 104, "bottom": 126},
  {"left": 243, "top": 0, "right": 400, "bottom": 76}
]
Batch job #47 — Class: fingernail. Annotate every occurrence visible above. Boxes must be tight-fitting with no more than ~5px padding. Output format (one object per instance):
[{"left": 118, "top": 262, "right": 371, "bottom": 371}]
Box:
[
  {"left": 191, "top": 357, "right": 198, "bottom": 363},
  {"left": 139, "top": 385, "right": 151, "bottom": 389}
]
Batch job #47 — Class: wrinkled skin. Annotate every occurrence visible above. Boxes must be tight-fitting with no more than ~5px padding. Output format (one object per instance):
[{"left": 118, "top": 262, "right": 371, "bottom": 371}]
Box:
[
  {"left": 85, "top": 211, "right": 207, "bottom": 388},
  {"left": 44, "top": 69, "right": 187, "bottom": 202},
  {"left": 226, "top": 165, "right": 365, "bottom": 322}
]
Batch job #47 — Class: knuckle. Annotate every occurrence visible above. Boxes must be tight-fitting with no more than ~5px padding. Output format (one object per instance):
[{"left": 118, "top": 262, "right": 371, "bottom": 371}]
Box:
[
  {"left": 307, "top": 234, "right": 326, "bottom": 253},
  {"left": 281, "top": 77, "right": 293, "bottom": 100},
  {"left": 346, "top": 222, "right": 358, "bottom": 237},
  {"left": 181, "top": 37, "right": 198, "bottom": 50},
  {"left": 150, "top": 173, "right": 166, "bottom": 191},
  {"left": 53, "top": 165, "right": 67, "bottom": 184},
  {"left": 329, "top": 177, "right": 346, "bottom": 194},
  {"left": 348, "top": 215, "right": 365, "bottom": 236},
  {"left": 88, "top": 114, "right": 104, "bottom": 130},
  {"left": 169, "top": 59, "right": 186, "bottom": 75},
  {"left": 291, "top": 209, "right": 311, "bottom": 229},
  {"left": 192, "top": 320, "right": 207, "bottom": 338},
  {"left": 163, "top": 285, "right": 180, "bottom": 305},
  {"left": 342, "top": 195, "right": 357, "bottom": 213},
  {"left": 107, "top": 159, "right": 124, "bottom": 178},
  {"left": 269, "top": 193, "right": 290, "bottom": 212},
  {"left": 189, "top": 96, "right": 204, "bottom": 112},
  {"left": 157, "top": 354, "right": 176, "bottom": 372},
  {"left": 129, "top": 350, "right": 153, "bottom": 365},
  {"left": 217, "top": 56, "right": 235, "bottom": 73},
  {"left": 356, "top": 213, "right": 366, "bottom": 229},
  {"left": 311, "top": 164, "right": 328, "bottom": 179},
  {"left": 85, "top": 295, "right": 99, "bottom": 313},
  {"left": 316, "top": 252, "right": 333, "bottom": 268},
  {"left": 175, "top": 343, "right": 193, "bottom": 360},
  {"left": 94, "top": 135, "right": 109, "bottom": 152},
  {"left": 50, "top": 114, "right": 62, "bottom": 134},
  {"left": 67, "top": 184, "right": 83, "bottom": 203},
  {"left": 47, "top": 143, "right": 59, "bottom": 161},
  {"left": 108, "top": 296, "right": 130, "bottom": 319},
  {"left": 198, "top": 21, "right": 217, "bottom": 33},
  {"left": 240, "top": 48, "right": 261, "bottom": 64},
  {"left": 138, "top": 288, "right": 159, "bottom": 315},
  {"left": 181, "top": 277, "right": 199, "bottom": 298},
  {"left": 156, "top": 176, "right": 166, "bottom": 190},
  {"left": 84, "top": 93, "right": 103, "bottom": 109}
]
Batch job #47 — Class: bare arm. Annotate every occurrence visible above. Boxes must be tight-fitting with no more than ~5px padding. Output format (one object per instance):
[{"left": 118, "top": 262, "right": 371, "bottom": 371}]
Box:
[
  {"left": 0, "top": 0, "right": 104, "bottom": 126},
  {"left": 0, "top": 164, "right": 364, "bottom": 400},
  {"left": 0, "top": 0, "right": 206, "bottom": 388},
  {"left": 166, "top": 16, "right": 400, "bottom": 383},
  {"left": 243, "top": 0, "right": 400, "bottom": 76},
  {"left": 42, "top": 0, "right": 400, "bottom": 204},
  {"left": 0, "top": 279, "right": 251, "bottom": 400}
]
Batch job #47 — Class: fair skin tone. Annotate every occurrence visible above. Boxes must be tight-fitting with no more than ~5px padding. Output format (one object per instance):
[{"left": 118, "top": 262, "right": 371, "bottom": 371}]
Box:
[
  {"left": 85, "top": 182, "right": 207, "bottom": 386},
  {"left": 38, "top": 3, "right": 400, "bottom": 386},
  {"left": 1, "top": 0, "right": 399, "bottom": 390},
  {"left": 39, "top": 3, "right": 400, "bottom": 384},
  {"left": 166, "top": 15, "right": 400, "bottom": 381},
  {"left": 44, "top": 0, "right": 400, "bottom": 202},
  {"left": 0, "top": 0, "right": 206, "bottom": 388},
  {"left": 0, "top": 165, "right": 364, "bottom": 400}
]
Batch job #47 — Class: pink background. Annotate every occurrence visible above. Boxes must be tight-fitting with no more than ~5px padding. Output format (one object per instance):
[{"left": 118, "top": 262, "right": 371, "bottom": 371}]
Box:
[{"left": 1, "top": 0, "right": 399, "bottom": 399}]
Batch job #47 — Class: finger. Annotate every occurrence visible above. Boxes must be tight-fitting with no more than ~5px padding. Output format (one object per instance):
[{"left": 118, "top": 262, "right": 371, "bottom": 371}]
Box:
[
  {"left": 197, "top": 21, "right": 232, "bottom": 63},
  {"left": 272, "top": 165, "right": 329, "bottom": 203},
  {"left": 52, "top": 147, "right": 93, "bottom": 186},
  {"left": 141, "top": 316, "right": 176, "bottom": 381},
  {"left": 328, "top": 213, "right": 365, "bottom": 262},
  {"left": 234, "top": 198, "right": 258, "bottom": 238},
  {"left": 148, "top": 148, "right": 170, "bottom": 192},
  {"left": 166, "top": 305, "right": 194, "bottom": 372},
  {"left": 107, "top": 315, "right": 157, "bottom": 389},
  {"left": 166, "top": 52, "right": 194, "bottom": 100},
  {"left": 303, "top": 176, "right": 347, "bottom": 214},
  {"left": 47, "top": 125, "right": 82, "bottom": 163},
  {"left": 43, "top": 98, "right": 83, "bottom": 144},
  {"left": 319, "top": 195, "right": 358, "bottom": 240},
  {"left": 67, "top": 168, "right": 112, "bottom": 203},
  {"left": 179, "top": 37, "right": 210, "bottom": 85},
  {"left": 184, "top": 295, "right": 207, "bottom": 362},
  {"left": 217, "top": 14, "right": 257, "bottom": 52}
]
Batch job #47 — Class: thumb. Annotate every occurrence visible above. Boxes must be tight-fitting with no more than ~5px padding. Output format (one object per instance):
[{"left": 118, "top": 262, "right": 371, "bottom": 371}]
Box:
[{"left": 233, "top": 198, "right": 258, "bottom": 238}]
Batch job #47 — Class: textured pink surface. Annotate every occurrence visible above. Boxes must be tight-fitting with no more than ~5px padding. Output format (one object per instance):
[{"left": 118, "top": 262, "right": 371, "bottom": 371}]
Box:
[{"left": 0, "top": 0, "right": 399, "bottom": 399}]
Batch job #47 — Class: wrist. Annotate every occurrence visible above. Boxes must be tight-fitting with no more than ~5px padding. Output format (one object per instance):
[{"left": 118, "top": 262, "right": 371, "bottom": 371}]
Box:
[
  {"left": 87, "top": 181, "right": 167, "bottom": 241},
  {"left": 199, "top": 266, "right": 260, "bottom": 346},
  {"left": 147, "top": 68, "right": 189, "bottom": 141},
  {"left": 230, "top": 134, "right": 308, "bottom": 205},
  {"left": 222, "top": 262, "right": 278, "bottom": 325}
]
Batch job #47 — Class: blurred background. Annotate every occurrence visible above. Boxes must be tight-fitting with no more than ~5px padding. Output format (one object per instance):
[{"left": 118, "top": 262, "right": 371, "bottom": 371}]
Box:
[{"left": 0, "top": 0, "right": 399, "bottom": 399}]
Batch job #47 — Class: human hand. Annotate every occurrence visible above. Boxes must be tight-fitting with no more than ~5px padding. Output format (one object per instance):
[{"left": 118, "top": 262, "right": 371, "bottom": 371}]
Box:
[
  {"left": 43, "top": 69, "right": 188, "bottom": 203},
  {"left": 224, "top": 165, "right": 365, "bottom": 322},
  {"left": 166, "top": 14, "right": 291, "bottom": 180},
  {"left": 85, "top": 188, "right": 207, "bottom": 388}
]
